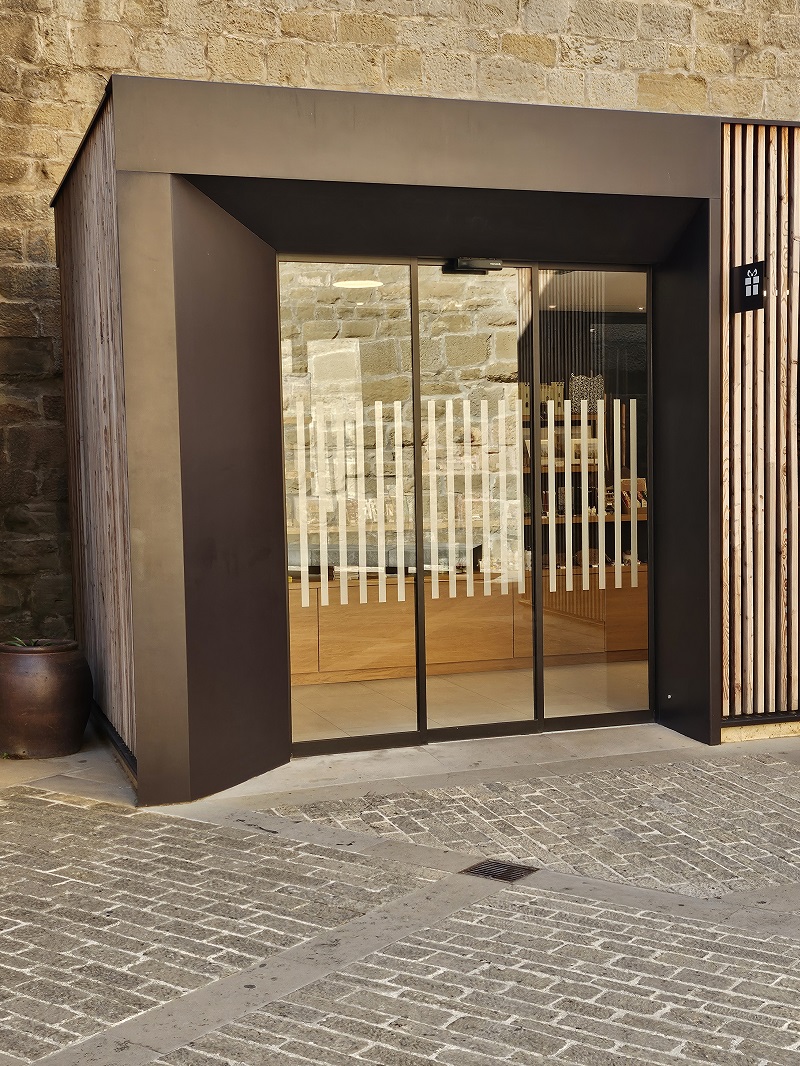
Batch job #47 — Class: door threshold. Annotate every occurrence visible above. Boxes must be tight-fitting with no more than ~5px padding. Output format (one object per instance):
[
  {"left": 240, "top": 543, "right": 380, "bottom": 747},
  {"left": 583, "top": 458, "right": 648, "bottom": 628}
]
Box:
[{"left": 292, "top": 710, "right": 653, "bottom": 757}]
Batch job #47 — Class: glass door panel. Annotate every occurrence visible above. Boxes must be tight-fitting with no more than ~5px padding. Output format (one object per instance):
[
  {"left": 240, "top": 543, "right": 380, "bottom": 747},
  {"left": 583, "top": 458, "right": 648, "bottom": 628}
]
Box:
[
  {"left": 280, "top": 262, "right": 418, "bottom": 741},
  {"left": 538, "top": 269, "right": 649, "bottom": 717},
  {"left": 418, "top": 265, "right": 534, "bottom": 727}
]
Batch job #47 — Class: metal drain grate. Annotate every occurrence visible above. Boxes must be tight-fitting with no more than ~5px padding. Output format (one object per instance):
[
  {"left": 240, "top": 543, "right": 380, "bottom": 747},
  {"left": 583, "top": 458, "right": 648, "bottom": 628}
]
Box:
[{"left": 460, "top": 859, "right": 539, "bottom": 883}]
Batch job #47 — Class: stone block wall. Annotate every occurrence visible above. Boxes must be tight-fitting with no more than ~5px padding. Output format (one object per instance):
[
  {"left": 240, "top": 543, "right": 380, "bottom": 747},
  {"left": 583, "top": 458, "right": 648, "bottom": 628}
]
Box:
[
  {"left": 0, "top": 336, "right": 70, "bottom": 639},
  {"left": 2, "top": 0, "right": 800, "bottom": 637}
]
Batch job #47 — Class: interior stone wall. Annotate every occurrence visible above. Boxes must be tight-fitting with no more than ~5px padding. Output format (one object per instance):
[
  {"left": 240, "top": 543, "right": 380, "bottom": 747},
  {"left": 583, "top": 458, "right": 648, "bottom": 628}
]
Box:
[{"left": 2, "top": 0, "right": 799, "bottom": 637}]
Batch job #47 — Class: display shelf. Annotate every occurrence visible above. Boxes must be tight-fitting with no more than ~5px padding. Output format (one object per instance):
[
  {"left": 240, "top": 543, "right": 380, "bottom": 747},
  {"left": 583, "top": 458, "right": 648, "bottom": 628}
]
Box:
[
  {"left": 541, "top": 512, "right": 647, "bottom": 524},
  {"left": 539, "top": 416, "right": 598, "bottom": 425},
  {"left": 542, "top": 461, "right": 600, "bottom": 472},
  {"left": 286, "top": 521, "right": 521, "bottom": 535}
]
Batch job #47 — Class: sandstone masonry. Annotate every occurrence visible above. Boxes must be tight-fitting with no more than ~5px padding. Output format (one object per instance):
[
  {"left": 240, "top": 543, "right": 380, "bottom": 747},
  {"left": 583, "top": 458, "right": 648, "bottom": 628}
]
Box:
[{"left": 2, "top": 0, "right": 799, "bottom": 637}]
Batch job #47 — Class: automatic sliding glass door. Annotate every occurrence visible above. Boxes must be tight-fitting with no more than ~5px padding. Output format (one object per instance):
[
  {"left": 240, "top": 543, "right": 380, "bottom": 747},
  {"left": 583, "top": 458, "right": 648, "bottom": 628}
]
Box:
[
  {"left": 280, "top": 262, "right": 418, "bottom": 742},
  {"left": 417, "top": 265, "right": 534, "bottom": 728},
  {"left": 279, "top": 260, "right": 651, "bottom": 748},
  {"left": 538, "top": 269, "right": 649, "bottom": 717}
]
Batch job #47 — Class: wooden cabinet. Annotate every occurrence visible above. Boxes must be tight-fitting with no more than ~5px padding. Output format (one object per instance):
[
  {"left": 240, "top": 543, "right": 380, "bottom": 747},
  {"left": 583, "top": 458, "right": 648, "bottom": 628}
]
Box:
[
  {"left": 289, "top": 566, "right": 647, "bottom": 684},
  {"left": 288, "top": 586, "right": 319, "bottom": 673},
  {"left": 291, "top": 576, "right": 522, "bottom": 683},
  {"left": 514, "top": 579, "right": 534, "bottom": 660},
  {"left": 606, "top": 568, "right": 648, "bottom": 653},
  {"left": 317, "top": 589, "right": 416, "bottom": 677},
  {"left": 541, "top": 565, "right": 647, "bottom": 661},
  {"left": 425, "top": 578, "right": 514, "bottom": 665}
]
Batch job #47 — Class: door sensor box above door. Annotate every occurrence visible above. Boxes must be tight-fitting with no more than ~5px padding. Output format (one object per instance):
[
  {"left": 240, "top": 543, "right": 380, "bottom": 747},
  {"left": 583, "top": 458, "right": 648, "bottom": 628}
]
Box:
[{"left": 443, "top": 257, "right": 504, "bottom": 274}]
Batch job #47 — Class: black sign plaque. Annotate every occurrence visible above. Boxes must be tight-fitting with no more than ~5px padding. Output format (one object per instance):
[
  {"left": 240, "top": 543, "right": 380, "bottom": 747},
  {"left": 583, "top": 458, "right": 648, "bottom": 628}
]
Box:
[{"left": 733, "top": 261, "right": 766, "bottom": 313}]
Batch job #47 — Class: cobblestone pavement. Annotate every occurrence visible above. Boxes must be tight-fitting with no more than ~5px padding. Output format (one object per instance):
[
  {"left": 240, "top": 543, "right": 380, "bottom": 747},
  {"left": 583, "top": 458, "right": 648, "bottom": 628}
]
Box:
[
  {"left": 2, "top": 731, "right": 800, "bottom": 1066},
  {"left": 268, "top": 752, "right": 800, "bottom": 898},
  {"left": 0, "top": 789, "right": 442, "bottom": 1061},
  {"left": 153, "top": 887, "right": 800, "bottom": 1066}
]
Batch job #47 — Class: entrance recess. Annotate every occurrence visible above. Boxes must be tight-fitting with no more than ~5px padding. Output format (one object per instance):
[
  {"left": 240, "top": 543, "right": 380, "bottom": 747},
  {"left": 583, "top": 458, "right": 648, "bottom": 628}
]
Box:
[{"left": 280, "top": 260, "right": 650, "bottom": 746}]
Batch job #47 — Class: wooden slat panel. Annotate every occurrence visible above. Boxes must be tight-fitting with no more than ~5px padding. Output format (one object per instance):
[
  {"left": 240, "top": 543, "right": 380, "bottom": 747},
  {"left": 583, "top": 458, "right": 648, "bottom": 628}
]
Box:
[
  {"left": 754, "top": 125, "right": 766, "bottom": 716},
  {"left": 789, "top": 128, "right": 800, "bottom": 712},
  {"left": 766, "top": 126, "right": 779, "bottom": 714},
  {"left": 743, "top": 124, "right": 755, "bottom": 715},
  {"left": 779, "top": 128, "right": 790, "bottom": 712},
  {"left": 55, "top": 98, "right": 136, "bottom": 754},
  {"left": 731, "top": 124, "right": 744, "bottom": 716},
  {"left": 723, "top": 122, "right": 800, "bottom": 721},
  {"left": 721, "top": 123, "right": 731, "bottom": 710}
]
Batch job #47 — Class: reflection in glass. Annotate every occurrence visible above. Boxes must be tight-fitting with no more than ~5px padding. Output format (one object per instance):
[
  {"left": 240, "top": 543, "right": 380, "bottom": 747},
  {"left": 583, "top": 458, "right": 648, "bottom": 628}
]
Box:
[
  {"left": 280, "top": 263, "right": 417, "bottom": 741},
  {"left": 539, "top": 270, "right": 649, "bottom": 716},
  {"left": 418, "top": 266, "right": 533, "bottom": 727}
]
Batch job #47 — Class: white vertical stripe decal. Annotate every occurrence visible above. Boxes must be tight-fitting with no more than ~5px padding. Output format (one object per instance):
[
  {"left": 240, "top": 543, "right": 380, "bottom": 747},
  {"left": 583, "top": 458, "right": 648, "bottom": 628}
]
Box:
[
  {"left": 296, "top": 398, "right": 310, "bottom": 608},
  {"left": 564, "top": 399, "right": 573, "bottom": 592},
  {"left": 614, "top": 398, "right": 622, "bottom": 590},
  {"left": 336, "top": 414, "right": 348, "bottom": 605},
  {"left": 481, "top": 398, "right": 491, "bottom": 596},
  {"left": 315, "top": 405, "right": 329, "bottom": 607},
  {"left": 445, "top": 399, "right": 457, "bottom": 598},
  {"left": 516, "top": 391, "right": 525, "bottom": 592},
  {"left": 394, "top": 400, "right": 406, "bottom": 603},
  {"left": 355, "top": 402, "right": 368, "bottom": 604},
  {"left": 428, "top": 399, "right": 439, "bottom": 599},
  {"left": 629, "top": 398, "right": 638, "bottom": 589},
  {"left": 463, "top": 399, "right": 474, "bottom": 598},
  {"left": 597, "top": 399, "right": 606, "bottom": 591},
  {"left": 547, "top": 399, "right": 557, "bottom": 593},
  {"left": 375, "top": 401, "right": 387, "bottom": 604},
  {"left": 580, "top": 398, "right": 589, "bottom": 592},
  {"left": 499, "top": 396, "right": 509, "bottom": 595}
]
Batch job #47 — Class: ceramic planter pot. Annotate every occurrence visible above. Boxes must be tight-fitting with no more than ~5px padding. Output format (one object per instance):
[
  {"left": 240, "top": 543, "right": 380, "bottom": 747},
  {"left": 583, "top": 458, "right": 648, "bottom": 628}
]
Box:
[{"left": 0, "top": 641, "right": 92, "bottom": 758}]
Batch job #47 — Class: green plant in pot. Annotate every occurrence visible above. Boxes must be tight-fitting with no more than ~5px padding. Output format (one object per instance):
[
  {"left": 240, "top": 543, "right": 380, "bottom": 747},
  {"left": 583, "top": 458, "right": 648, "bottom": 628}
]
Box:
[{"left": 0, "top": 638, "right": 93, "bottom": 758}]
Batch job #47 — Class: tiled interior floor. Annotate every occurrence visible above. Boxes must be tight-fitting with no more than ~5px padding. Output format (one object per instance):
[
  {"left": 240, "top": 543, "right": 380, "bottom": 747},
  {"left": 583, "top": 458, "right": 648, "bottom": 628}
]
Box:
[
  {"left": 544, "top": 659, "right": 649, "bottom": 717},
  {"left": 292, "top": 660, "right": 649, "bottom": 741}
]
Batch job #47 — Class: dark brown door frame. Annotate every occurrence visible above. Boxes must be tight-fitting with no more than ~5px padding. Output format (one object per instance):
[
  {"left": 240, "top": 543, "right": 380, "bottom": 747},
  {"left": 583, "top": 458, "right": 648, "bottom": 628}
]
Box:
[{"left": 99, "top": 78, "right": 723, "bottom": 800}]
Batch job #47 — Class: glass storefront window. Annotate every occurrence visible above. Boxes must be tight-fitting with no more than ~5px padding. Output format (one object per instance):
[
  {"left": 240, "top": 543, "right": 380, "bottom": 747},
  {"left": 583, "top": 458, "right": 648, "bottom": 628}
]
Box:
[
  {"left": 417, "top": 265, "right": 533, "bottom": 727},
  {"left": 538, "top": 269, "right": 649, "bottom": 716},
  {"left": 280, "top": 263, "right": 417, "bottom": 741},
  {"left": 279, "top": 261, "right": 650, "bottom": 745}
]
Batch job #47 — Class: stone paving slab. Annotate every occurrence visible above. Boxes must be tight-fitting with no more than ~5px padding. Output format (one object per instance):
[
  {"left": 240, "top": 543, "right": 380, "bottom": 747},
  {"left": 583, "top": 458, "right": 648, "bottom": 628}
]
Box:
[
  {"left": 0, "top": 789, "right": 443, "bottom": 1062},
  {"left": 156, "top": 728, "right": 710, "bottom": 819},
  {"left": 0, "top": 723, "right": 136, "bottom": 808},
  {"left": 266, "top": 751, "right": 800, "bottom": 898}
]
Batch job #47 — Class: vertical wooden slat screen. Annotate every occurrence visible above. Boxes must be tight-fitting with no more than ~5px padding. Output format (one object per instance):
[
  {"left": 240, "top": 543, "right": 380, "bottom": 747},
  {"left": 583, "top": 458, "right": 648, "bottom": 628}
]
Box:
[
  {"left": 55, "top": 98, "right": 136, "bottom": 755},
  {"left": 722, "top": 123, "right": 800, "bottom": 720}
]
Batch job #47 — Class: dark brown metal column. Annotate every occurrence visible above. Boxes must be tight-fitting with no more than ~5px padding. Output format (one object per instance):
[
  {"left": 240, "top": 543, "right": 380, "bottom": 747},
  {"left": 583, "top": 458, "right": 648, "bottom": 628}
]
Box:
[
  {"left": 651, "top": 201, "right": 720, "bottom": 744},
  {"left": 170, "top": 177, "right": 291, "bottom": 800},
  {"left": 116, "top": 170, "right": 191, "bottom": 804}
]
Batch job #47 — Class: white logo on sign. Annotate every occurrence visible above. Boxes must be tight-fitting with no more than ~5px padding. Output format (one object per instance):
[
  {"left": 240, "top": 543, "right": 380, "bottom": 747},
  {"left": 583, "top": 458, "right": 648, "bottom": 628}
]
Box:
[{"left": 745, "top": 268, "right": 760, "bottom": 297}]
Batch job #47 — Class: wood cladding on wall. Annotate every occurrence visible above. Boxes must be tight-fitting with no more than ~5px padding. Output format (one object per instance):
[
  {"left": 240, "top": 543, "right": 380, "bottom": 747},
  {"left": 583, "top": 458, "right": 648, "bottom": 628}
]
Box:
[
  {"left": 55, "top": 98, "right": 136, "bottom": 755},
  {"left": 722, "top": 123, "right": 800, "bottom": 719}
]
